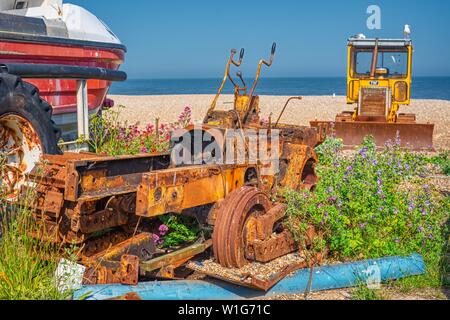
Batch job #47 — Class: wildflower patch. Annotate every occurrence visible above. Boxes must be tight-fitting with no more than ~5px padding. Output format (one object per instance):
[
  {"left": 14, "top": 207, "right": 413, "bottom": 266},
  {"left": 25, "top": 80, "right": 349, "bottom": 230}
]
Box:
[{"left": 286, "top": 136, "right": 449, "bottom": 288}]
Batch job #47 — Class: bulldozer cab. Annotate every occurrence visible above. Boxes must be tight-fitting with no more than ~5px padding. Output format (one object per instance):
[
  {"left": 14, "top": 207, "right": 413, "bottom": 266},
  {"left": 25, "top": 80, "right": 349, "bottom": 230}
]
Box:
[{"left": 347, "top": 38, "right": 412, "bottom": 123}]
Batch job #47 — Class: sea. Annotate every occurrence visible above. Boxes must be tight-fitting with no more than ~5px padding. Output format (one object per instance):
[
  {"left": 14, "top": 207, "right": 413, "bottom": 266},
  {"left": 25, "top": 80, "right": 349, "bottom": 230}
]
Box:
[{"left": 110, "top": 77, "right": 450, "bottom": 101}]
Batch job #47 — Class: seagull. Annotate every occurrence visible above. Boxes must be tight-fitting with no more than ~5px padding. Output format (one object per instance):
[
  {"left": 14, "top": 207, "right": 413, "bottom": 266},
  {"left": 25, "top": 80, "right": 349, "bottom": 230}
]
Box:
[{"left": 404, "top": 25, "right": 411, "bottom": 38}]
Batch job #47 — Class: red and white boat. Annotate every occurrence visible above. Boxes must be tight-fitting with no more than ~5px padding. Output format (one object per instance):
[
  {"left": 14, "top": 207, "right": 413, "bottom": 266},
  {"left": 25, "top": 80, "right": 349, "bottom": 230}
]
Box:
[{"left": 0, "top": 0, "right": 126, "bottom": 140}]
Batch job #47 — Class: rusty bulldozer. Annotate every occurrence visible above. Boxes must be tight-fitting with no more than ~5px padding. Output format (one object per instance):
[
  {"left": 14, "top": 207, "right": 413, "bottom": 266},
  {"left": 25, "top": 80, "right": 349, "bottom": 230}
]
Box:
[
  {"left": 22, "top": 43, "right": 327, "bottom": 290},
  {"left": 311, "top": 36, "right": 435, "bottom": 150}
]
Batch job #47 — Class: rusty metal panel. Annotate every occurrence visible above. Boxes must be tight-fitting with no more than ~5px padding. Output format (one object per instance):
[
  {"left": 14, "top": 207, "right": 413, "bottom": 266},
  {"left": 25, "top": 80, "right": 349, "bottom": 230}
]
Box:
[
  {"left": 42, "top": 190, "right": 64, "bottom": 215},
  {"left": 278, "top": 144, "right": 318, "bottom": 192},
  {"left": 136, "top": 165, "right": 249, "bottom": 218},
  {"left": 276, "top": 124, "right": 322, "bottom": 148},
  {"left": 83, "top": 233, "right": 155, "bottom": 264},
  {"left": 251, "top": 231, "right": 297, "bottom": 263},
  {"left": 107, "top": 292, "right": 143, "bottom": 300},
  {"left": 310, "top": 120, "right": 435, "bottom": 150},
  {"left": 119, "top": 255, "right": 140, "bottom": 285},
  {"left": 29, "top": 152, "right": 171, "bottom": 202},
  {"left": 359, "top": 87, "right": 389, "bottom": 117},
  {"left": 83, "top": 254, "right": 140, "bottom": 286},
  {"left": 140, "top": 240, "right": 212, "bottom": 274},
  {"left": 65, "top": 153, "right": 171, "bottom": 201},
  {"left": 334, "top": 121, "right": 435, "bottom": 150},
  {"left": 79, "top": 209, "right": 129, "bottom": 234}
]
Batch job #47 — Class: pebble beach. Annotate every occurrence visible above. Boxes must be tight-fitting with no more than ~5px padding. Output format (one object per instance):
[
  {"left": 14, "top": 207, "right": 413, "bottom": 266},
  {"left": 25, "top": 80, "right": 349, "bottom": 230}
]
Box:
[{"left": 110, "top": 95, "right": 450, "bottom": 150}]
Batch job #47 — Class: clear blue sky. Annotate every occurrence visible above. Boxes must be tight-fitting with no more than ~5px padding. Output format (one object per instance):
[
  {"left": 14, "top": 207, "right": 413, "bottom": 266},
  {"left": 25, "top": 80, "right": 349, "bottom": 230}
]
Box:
[{"left": 72, "top": 0, "right": 450, "bottom": 79}]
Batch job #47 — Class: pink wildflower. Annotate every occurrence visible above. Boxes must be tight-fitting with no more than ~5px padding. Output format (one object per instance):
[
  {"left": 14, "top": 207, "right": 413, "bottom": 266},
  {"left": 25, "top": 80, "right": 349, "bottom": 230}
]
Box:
[{"left": 159, "top": 224, "right": 169, "bottom": 236}]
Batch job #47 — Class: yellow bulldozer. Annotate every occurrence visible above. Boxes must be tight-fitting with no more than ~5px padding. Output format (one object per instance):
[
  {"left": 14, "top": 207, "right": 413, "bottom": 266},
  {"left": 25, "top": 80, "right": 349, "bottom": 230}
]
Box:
[{"left": 311, "top": 36, "right": 435, "bottom": 150}]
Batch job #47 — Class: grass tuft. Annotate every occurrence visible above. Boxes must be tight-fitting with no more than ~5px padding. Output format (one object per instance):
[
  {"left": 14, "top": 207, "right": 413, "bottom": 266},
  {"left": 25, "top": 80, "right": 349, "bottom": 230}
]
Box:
[{"left": 0, "top": 159, "right": 72, "bottom": 300}]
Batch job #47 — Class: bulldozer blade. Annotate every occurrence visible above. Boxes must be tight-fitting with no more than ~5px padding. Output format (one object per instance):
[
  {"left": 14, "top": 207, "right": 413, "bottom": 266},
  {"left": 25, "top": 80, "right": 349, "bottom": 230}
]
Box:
[{"left": 310, "top": 121, "right": 435, "bottom": 151}]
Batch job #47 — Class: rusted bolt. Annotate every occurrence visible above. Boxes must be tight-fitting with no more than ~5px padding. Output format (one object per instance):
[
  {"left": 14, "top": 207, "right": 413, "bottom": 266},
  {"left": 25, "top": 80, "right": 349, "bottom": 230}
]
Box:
[{"left": 154, "top": 187, "right": 162, "bottom": 201}]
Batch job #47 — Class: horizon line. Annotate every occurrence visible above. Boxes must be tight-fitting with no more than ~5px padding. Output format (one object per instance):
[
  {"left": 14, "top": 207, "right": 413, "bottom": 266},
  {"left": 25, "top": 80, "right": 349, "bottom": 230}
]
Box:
[{"left": 123, "top": 75, "right": 450, "bottom": 81}]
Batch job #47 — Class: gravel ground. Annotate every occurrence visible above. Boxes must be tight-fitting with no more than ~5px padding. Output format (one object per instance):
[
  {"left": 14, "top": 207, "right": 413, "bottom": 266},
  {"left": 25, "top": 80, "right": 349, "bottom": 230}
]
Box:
[
  {"left": 187, "top": 253, "right": 307, "bottom": 288},
  {"left": 263, "top": 287, "right": 448, "bottom": 300},
  {"left": 110, "top": 95, "right": 450, "bottom": 150}
]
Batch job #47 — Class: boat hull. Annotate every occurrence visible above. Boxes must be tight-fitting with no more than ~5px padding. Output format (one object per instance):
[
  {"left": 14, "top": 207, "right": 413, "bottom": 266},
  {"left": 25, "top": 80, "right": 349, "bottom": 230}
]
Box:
[{"left": 0, "top": 35, "right": 125, "bottom": 116}]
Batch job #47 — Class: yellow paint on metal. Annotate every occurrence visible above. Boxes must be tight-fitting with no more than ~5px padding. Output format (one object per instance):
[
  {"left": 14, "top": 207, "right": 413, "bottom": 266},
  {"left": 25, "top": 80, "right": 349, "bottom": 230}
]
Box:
[{"left": 136, "top": 165, "right": 250, "bottom": 217}]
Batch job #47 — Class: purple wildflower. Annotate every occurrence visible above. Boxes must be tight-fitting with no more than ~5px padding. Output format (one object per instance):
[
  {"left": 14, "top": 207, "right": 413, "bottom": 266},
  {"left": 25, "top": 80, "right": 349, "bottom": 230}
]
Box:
[
  {"left": 151, "top": 233, "right": 160, "bottom": 243},
  {"left": 385, "top": 140, "right": 393, "bottom": 148},
  {"left": 159, "top": 224, "right": 169, "bottom": 236},
  {"left": 358, "top": 147, "right": 368, "bottom": 159},
  {"left": 395, "top": 132, "right": 402, "bottom": 146},
  {"left": 359, "top": 223, "right": 367, "bottom": 229},
  {"left": 140, "top": 146, "right": 148, "bottom": 153}
]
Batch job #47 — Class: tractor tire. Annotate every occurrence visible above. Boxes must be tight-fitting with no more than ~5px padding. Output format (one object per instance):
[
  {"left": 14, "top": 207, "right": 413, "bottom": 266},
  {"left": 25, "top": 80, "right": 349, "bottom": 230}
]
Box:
[{"left": 0, "top": 72, "right": 61, "bottom": 195}]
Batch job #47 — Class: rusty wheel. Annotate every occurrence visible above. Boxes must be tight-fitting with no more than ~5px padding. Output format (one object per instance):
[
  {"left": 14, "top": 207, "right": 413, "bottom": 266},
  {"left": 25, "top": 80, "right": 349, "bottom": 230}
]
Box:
[
  {"left": 213, "top": 187, "right": 272, "bottom": 268},
  {"left": 0, "top": 73, "right": 61, "bottom": 197},
  {"left": 0, "top": 115, "right": 43, "bottom": 196}
]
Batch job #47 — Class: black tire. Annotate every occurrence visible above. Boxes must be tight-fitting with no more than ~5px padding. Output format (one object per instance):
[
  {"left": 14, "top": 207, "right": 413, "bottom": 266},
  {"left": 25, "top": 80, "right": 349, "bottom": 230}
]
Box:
[{"left": 0, "top": 72, "right": 62, "bottom": 155}]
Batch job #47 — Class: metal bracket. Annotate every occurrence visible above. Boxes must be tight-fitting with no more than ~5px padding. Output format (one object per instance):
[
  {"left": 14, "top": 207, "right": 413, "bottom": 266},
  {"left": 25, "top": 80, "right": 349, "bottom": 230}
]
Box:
[{"left": 59, "top": 79, "right": 89, "bottom": 152}]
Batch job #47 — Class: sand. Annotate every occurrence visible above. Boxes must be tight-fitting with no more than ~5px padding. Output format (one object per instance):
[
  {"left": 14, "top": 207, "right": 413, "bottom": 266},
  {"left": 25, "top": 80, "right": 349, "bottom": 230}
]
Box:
[{"left": 109, "top": 95, "right": 450, "bottom": 150}]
